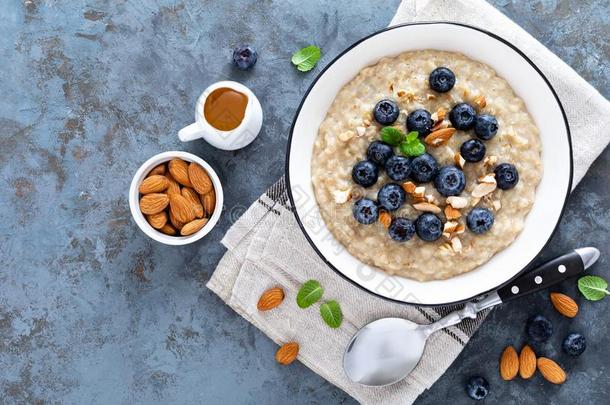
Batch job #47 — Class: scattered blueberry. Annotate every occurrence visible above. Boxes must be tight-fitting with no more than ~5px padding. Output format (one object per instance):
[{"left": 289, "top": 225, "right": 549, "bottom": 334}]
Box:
[
  {"left": 385, "top": 155, "right": 411, "bottom": 182},
  {"left": 466, "top": 208, "right": 494, "bottom": 234},
  {"left": 465, "top": 376, "right": 490, "bottom": 401},
  {"left": 232, "top": 46, "right": 258, "bottom": 70},
  {"left": 449, "top": 103, "right": 477, "bottom": 130},
  {"left": 494, "top": 163, "right": 519, "bottom": 190},
  {"left": 562, "top": 332, "right": 586, "bottom": 356},
  {"left": 377, "top": 183, "right": 406, "bottom": 212},
  {"left": 388, "top": 217, "right": 416, "bottom": 242},
  {"left": 434, "top": 166, "right": 466, "bottom": 197},
  {"left": 374, "top": 99, "right": 400, "bottom": 125},
  {"left": 460, "top": 139, "right": 486, "bottom": 163},
  {"left": 415, "top": 213, "right": 443, "bottom": 241},
  {"left": 474, "top": 114, "right": 499, "bottom": 140},
  {"left": 352, "top": 199, "right": 379, "bottom": 225},
  {"left": 410, "top": 153, "right": 439, "bottom": 183},
  {"left": 406, "top": 109, "right": 433, "bottom": 136},
  {"left": 526, "top": 314, "right": 553, "bottom": 342},
  {"left": 352, "top": 160, "right": 379, "bottom": 187},
  {"left": 429, "top": 67, "right": 456, "bottom": 93},
  {"left": 367, "top": 141, "right": 394, "bottom": 166}
]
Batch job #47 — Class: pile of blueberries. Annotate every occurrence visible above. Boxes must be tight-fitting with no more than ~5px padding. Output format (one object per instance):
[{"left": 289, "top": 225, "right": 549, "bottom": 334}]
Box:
[{"left": 351, "top": 67, "right": 519, "bottom": 242}]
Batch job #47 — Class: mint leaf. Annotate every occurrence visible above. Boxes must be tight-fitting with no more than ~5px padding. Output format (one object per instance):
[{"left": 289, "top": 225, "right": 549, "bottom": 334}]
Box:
[
  {"left": 400, "top": 138, "right": 426, "bottom": 157},
  {"left": 296, "top": 280, "right": 324, "bottom": 308},
  {"left": 380, "top": 127, "right": 405, "bottom": 146},
  {"left": 291, "top": 45, "right": 321, "bottom": 72},
  {"left": 578, "top": 276, "right": 610, "bottom": 301},
  {"left": 320, "top": 300, "right": 342, "bottom": 328},
  {"left": 405, "top": 131, "right": 419, "bottom": 143}
]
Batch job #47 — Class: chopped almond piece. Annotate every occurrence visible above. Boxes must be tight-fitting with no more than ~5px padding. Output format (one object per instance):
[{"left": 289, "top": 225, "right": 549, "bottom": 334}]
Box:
[
  {"left": 402, "top": 181, "right": 416, "bottom": 194},
  {"left": 413, "top": 202, "right": 441, "bottom": 214},
  {"left": 445, "top": 205, "right": 461, "bottom": 220}
]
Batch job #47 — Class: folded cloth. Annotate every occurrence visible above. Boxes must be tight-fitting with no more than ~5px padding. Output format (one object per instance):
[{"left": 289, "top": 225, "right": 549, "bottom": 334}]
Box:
[{"left": 208, "top": 1, "right": 610, "bottom": 403}]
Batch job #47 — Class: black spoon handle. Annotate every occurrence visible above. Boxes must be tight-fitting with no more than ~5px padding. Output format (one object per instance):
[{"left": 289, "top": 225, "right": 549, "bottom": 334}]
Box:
[{"left": 497, "top": 250, "right": 584, "bottom": 302}]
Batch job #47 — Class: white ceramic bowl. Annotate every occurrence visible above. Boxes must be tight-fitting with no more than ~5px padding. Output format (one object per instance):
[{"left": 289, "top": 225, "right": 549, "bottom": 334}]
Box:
[
  {"left": 286, "top": 22, "right": 572, "bottom": 305},
  {"left": 129, "top": 151, "right": 224, "bottom": 245}
]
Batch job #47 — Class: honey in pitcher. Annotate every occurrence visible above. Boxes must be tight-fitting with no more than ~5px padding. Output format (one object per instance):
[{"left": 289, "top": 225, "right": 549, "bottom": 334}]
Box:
[{"left": 203, "top": 87, "right": 248, "bottom": 131}]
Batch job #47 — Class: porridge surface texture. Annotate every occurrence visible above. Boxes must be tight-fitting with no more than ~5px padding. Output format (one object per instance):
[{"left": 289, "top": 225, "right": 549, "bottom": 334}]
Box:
[{"left": 311, "top": 50, "right": 542, "bottom": 281}]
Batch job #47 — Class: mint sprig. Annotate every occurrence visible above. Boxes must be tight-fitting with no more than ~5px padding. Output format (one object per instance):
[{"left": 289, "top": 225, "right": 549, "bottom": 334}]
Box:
[
  {"left": 320, "top": 300, "right": 343, "bottom": 328},
  {"left": 291, "top": 45, "right": 321, "bottom": 72},
  {"left": 380, "top": 127, "right": 404, "bottom": 146},
  {"left": 400, "top": 131, "right": 426, "bottom": 157},
  {"left": 296, "top": 280, "right": 324, "bottom": 308},
  {"left": 578, "top": 276, "right": 610, "bottom": 301}
]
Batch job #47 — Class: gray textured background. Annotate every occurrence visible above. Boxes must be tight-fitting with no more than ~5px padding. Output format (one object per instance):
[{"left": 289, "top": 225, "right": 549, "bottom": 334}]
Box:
[{"left": 1, "top": 0, "right": 608, "bottom": 404}]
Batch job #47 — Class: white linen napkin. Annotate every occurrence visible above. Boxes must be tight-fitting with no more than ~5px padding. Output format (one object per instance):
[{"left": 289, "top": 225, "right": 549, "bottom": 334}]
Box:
[{"left": 207, "top": 1, "right": 610, "bottom": 404}]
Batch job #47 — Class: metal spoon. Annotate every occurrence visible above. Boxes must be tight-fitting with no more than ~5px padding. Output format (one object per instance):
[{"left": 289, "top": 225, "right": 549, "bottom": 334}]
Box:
[{"left": 343, "top": 247, "right": 600, "bottom": 387}]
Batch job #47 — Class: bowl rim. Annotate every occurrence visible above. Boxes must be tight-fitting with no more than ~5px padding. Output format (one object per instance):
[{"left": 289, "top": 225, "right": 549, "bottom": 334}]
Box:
[
  {"left": 129, "top": 151, "right": 224, "bottom": 246},
  {"left": 284, "top": 21, "right": 573, "bottom": 306}
]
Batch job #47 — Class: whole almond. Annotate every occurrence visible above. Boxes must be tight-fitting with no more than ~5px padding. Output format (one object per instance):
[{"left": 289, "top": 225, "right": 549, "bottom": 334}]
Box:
[
  {"left": 165, "top": 172, "right": 182, "bottom": 196},
  {"left": 139, "top": 175, "right": 169, "bottom": 194},
  {"left": 188, "top": 163, "right": 213, "bottom": 194},
  {"left": 537, "top": 357, "right": 566, "bottom": 384},
  {"left": 148, "top": 163, "right": 166, "bottom": 176},
  {"left": 275, "top": 342, "right": 299, "bottom": 365},
  {"left": 181, "top": 187, "right": 204, "bottom": 218},
  {"left": 550, "top": 292, "right": 579, "bottom": 318},
  {"left": 139, "top": 193, "right": 169, "bottom": 215},
  {"left": 169, "top": 208, "right": 185, "bottom": 230},
  {"left": 257, "top": 287, "right": 285, "bottom": 311},
  {"left": 146, "top": 211, "right": 167, "bottom": 229},
  {"left": 201, "top": 190, "right": 216, "bottom": 217},
  {"left": 169, "top": 193, "right": 196, "bottom": 224},
  {"left": 159, "top": 223, "right": 177, "bottom": 235},
  {"left": 168, "top": 159, "right": 192, "bottom": 187},
  {"left": 519, "top": 345, "right": 537, "bottom": 379},
  {"left": 500, "top": 345, "right": 519, "bottom": 381},
  {"left": 180, "top": 218, "right": 208, "bottom": 236},
  {"left": 424, "top": 127, "right": 456, "bottom": 146}
]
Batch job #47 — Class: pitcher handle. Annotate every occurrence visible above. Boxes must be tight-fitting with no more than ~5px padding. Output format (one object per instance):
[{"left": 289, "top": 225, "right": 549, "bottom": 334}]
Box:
[{"left": 178, "top": 123, "right": 204, "bottom": 142}]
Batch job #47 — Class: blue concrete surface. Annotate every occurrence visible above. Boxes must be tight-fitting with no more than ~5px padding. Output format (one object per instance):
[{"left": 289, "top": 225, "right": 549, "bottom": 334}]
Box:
[{"left": 0, "top": 0, "right": 608, "bottom": 404}]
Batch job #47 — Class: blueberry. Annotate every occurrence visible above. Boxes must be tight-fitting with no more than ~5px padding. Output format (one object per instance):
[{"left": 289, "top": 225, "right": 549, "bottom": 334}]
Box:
[
  {"left": 526, "top": 315, "right": 553, "bottom": 342},
  {"left": 429, "top": 67, "right": 456, "bottom": 93},
  {"left": 494, "top": 163, "right": 519, "bottom": 190},
  {"left": 352, "top": 160, "right": 379, "bottom": 187},
  {"left": 563, "top": 333, "right": 586, "bottom": 356},
  {"left": 434, "top": 166, "right": 466, "bottom": 197},
  {"left": 466, "top": 208, "right": 494, "bottom": 234},
  {"left": 367, "top": 141, "right": 394, "bottom": 166},
  {"left": 232, "top": 46, "right": 258, "bottom": 70},
  {"left": 475, "top": 114, "right": 499, "bottom": 140},
  {"left": 388, "top": 217, "right": 416, "bottom": 242},
  {"left": 410, "top": 153, "right": 439, "bottom": 183},
  {"left": 460, "top": 139, "right": 486, "bottom": 162},
  {"left": 385, "top": 155, "right": 411, "bottom": 182},
  {"left": 352, "top": 198, "right": 379, "bottom": 225},
  {"left": 406, "top": 109, "right": 433, "bottom": 136},
  {"left": 377, "top": 183, "right": 406, "bottom": 212},
  {"left": 374, "top": 99, "right": 399, "bottom": 125},
  {"left": 449, "top": 103, "right": 477, "bottom": 130},
  {"left": 416, "top": 213, "right": 443, "bottom": 241},
  {"left": 465, "top": 376, "right": 490, "bottom": 401}
]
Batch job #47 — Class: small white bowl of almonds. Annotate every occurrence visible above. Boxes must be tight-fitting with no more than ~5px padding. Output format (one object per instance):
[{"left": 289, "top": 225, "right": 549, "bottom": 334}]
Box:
[{"left": 129, "top": 151, "right": 223, "bottom": 245}]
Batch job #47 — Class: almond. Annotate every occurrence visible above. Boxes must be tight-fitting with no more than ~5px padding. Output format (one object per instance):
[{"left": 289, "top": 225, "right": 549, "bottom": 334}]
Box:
[
  {"left": 443, "top": 221, "right": 459, "bottom": 234},
  {"left": 169, "top": 208, "right": 185, "bottom": 230},
  {"left": 379, "top": 211, "right": 391, "bottom": 228},
  {"left": 148, "top": 163, "right": 166, "bottom": 176},
  {"left": 550, "top": 292, "right": 579, "bottom": 318},
  {"left": 275, "top": 342, "right": 299, "bottom": 365},
  {"left": 402, "top": 181, "right": 416, "bottom": 194},
  {"left": 413, "top": 186, "right": 425, "bottom": 199},
  {"left": 454, "top": 153, "right": 466, "bottom": 169},
  {"left": 201, "top": 190, "right": 216, "bottom": 216},
  {"left": 139, "top": 193, "right": 169, "bottom": 215},
  {"left": 159, "top": 223, "right": 177, "bottom": 235},
  {"left": 473, "top": 95, "right": 487, "bottom": 109},
  {"left": 188, "top": 163, "right": 213, "bottom": 194},
  {"left": 180, "top": 218, "right": 208, "bottom": 236},
  {"left": 519, "top": 345, "right": 537, "bottom": 379},
  {"left": 168, "top": 159, "right": 192, "bottom": 187},
  {"left": 165, "top": 172, "right": 182, "bottom": 196},
  {"left": 500, "top": 345, "right": 519, "bottom": 381},
  {"left": 444, "top": 205, "right": 461, "bottom": 220},
  {"left": 471, "top": 181, "right": 497, "bottom": 198},
  {"left": 446, "top": 196, "right": 468, "bottom": 209},
  {"left": 181, "top": 187, "right": 204, "bottom": 218},
  {"left": 424, "top": 127, "right": 456, "bottom": 146},
  {"left": 413, "top": 202, "right": 441, "bottom": 214},
  {"left": 146, "top": 211, "right": 167, "bottom": 229},
  {"left": 257, "top": 287, "right": 285, "bottom": 311},
  {"left": 450, "top": 236, "right": 462, "bottom": 253},
  {"left": 139, "top": 175, "right": 169, "bottom": 194},
  {"left": 169, "top": 193, "right": 196, "bottom": 224},
  {"left": 537, "top": 357, "right": 566, "bottom": 384}
]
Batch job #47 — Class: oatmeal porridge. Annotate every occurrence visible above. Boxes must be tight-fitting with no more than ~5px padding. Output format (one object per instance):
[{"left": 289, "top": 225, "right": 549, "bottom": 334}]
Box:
[{"left": 310, "top": 50, "right": 542, "bottom": 281}]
